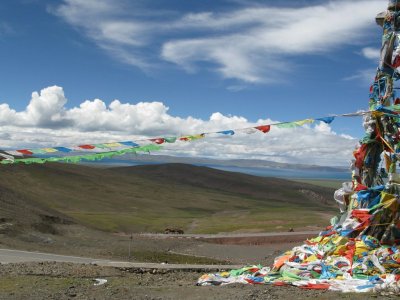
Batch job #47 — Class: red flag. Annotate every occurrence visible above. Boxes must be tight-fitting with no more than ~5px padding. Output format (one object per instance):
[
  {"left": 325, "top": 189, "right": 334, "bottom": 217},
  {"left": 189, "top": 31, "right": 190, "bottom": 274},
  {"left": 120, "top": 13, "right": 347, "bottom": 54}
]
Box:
[
  {"left": 354, "top": 144, "right": 368, "bottom": 169},
  {"left": 393, "top": 55, "right": 400, "bottom": 68},
  {"left": 17, "top": 149, "right": 33, "bottom": 155},
  {"left": 300, "top": 283, "right": 330, "bottom": 290},
  {"left": 78, "top": 144, "right": 95, "bottom": 149},
  {"left": 255, "top": 125, "right": 271, "bottom": 133},
  {"left": 150, "top": 138, "right": 165, "bottom": 144},
  {"left": 354, "top": 183, "right": 368, "bottom": 191}
]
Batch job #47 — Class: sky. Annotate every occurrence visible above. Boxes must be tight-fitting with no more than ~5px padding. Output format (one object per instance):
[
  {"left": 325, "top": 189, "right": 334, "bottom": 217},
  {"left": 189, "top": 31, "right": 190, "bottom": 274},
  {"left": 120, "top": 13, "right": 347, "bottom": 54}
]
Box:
[{"left": 0, "top": 0, "right": 391, "bottom": 166}]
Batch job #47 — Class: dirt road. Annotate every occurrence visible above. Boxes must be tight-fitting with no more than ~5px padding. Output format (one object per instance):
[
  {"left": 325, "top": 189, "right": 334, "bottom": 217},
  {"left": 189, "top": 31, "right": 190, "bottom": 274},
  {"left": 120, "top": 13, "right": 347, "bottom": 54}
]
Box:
[{"left": 0, "top": 248, "right": 241, "bottom": 270}]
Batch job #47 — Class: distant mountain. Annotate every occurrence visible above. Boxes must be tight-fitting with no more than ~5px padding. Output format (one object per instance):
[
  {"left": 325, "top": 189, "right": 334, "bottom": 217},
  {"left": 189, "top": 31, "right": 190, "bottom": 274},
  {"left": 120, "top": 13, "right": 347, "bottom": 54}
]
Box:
[{"left": 115, "top": 154, "right": 348, "bottom": 172}]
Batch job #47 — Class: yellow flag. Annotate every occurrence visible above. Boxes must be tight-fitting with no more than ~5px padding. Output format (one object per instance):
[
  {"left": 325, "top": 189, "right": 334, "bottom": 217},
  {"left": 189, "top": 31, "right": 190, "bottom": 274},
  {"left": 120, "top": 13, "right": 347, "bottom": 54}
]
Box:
[
  {"left": 294, "top": 119, "right": 314, "bottom": 126},
  {"left": 103, "top": 143, "right": 122, "bottom": 148},
  {"left": 380, "top": 192, "right": 397, "bottom": 209},
  {"left": 43, "top": 148, "right": 58, "bottom": 153}
]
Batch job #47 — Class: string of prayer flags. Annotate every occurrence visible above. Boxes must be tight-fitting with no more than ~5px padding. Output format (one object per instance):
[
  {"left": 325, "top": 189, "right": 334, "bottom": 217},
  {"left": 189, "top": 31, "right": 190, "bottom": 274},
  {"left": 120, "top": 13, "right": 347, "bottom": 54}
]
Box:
[
  {"left": 2, "top": 109, "right": 392, "bottom": 166},
  {"left": 0, "top": 145, "right": 162, "bottom": 165}
]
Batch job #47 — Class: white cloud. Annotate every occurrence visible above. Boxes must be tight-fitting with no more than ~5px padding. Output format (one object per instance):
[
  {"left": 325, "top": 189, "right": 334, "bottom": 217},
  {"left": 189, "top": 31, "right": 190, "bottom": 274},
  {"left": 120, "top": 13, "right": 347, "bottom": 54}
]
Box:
[
  {"left": 52, "top": 0, "right": 386, "bottom": 84},
  {"left": 0, "top": 86, "right": 71, "bottom": 127},
  {"left": 0, "top": 86, "right": 356, "bottom": 166},
  {"left": 361, "top": 47, "right": 380, "bottom": 61},
  {"left": 314, "top": 122, "right": 333, "bottom": 134},
  {"left": 343, "top": 68, "right": 376, "bottom": 84},
  {"left": 345, "top": 43, "right": 380, "bottom": 83}
]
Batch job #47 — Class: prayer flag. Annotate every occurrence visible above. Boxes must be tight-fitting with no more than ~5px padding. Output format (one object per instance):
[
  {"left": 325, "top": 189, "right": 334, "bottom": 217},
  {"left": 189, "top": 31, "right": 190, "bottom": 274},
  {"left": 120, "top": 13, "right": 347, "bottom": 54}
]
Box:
[{"left": 255, "top": 125, "right": 271, "bottom": 133}]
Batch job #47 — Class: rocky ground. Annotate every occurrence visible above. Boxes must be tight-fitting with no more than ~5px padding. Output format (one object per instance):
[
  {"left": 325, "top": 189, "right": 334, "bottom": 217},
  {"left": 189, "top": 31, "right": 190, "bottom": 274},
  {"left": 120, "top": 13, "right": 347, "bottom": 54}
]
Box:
[
  {"left": 1, "top": 229, "right": 395, "bottom": 299},
  {"left": 0, "top": 261, "right": 394, "bottom": 300}
]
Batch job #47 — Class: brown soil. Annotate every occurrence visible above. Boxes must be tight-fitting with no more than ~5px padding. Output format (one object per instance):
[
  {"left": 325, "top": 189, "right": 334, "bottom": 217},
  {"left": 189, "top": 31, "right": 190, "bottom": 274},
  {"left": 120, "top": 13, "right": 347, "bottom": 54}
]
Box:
[{"left": 0, "top": 262, "right": 387, "bottom": 300}]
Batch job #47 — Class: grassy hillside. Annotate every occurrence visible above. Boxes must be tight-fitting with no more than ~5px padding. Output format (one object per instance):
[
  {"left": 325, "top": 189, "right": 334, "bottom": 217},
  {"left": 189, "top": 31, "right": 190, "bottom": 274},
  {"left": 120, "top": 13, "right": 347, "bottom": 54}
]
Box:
[
  {"left": 291, "top": 179, "right": 345, "bottom": 189},
  {"left": 0, "top": 163, "right": 340, "bottom": 234}
]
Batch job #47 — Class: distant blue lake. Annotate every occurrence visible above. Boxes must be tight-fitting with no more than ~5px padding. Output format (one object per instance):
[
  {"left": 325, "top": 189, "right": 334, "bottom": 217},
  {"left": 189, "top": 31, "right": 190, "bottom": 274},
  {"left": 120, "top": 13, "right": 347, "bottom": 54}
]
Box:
[
  {"left": 83, "top": 159, "right": 350, "bottom": 180},
  {"left": 208, "top": 165, "right": 350, "bottom": 180}
]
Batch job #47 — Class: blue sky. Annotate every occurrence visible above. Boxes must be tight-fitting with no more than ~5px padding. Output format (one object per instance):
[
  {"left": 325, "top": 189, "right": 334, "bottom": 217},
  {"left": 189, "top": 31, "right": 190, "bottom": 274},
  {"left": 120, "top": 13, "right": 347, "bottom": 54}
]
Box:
[{"left": 0, "top": 0, "right": 390, "bottom": 165}]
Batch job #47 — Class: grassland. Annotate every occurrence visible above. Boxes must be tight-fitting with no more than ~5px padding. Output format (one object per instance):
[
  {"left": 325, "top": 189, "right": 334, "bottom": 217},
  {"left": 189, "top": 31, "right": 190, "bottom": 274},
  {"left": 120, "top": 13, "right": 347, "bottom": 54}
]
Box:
[
  {"left": 291, "top": 178, "right": 345, "bottom": 189},
  {"left": 0, "top": 163, "right": 338, "bottom": 234}
]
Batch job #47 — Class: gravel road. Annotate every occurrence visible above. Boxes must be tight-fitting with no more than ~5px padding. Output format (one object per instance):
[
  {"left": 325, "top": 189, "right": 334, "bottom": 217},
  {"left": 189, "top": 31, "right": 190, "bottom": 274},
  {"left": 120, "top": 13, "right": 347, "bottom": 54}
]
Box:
[{"left": 0, "top": 248, "right": 241, "bottom": 270}]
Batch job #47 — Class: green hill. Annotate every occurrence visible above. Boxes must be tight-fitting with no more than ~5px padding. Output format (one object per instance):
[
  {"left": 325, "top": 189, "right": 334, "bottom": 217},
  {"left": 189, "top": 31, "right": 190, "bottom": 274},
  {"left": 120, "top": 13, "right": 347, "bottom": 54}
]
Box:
[{"left": 0, "top": 163, "right": 339, "bottom": 234}]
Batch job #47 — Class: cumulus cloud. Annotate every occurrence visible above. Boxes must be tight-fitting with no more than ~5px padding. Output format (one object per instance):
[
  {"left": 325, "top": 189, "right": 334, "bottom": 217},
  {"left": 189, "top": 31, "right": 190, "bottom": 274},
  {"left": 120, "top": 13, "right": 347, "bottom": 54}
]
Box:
[
  {"left": 52, "top": 0, "right": 386, "bottom": 84},
  {"left": 0, "top": 87, "right": 71, "bottom": 127},
  {"left": 0, "top": 86, "right": 356, "bottom": 166}
]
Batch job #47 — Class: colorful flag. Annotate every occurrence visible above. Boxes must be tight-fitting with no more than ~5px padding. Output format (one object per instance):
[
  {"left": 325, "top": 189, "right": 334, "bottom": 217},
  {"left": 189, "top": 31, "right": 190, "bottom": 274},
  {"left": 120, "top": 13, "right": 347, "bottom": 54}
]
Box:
[
  {"left": 54, "top": 147, "right": 72, "bottom": 153},
  {"left": 16, "top": 149, "right": 33, "bottom": 155},
  {"left": 316, "top": 116, "right": 335, "bottom": 124},
  {"left": 255, "top": 125, "right": 271, "bottom": 133},
  {"left": 164, "top": 137, "right": 177, "bottom": 143},
  {"left": 78, "top": 144, "right": 96, "bottom": 150},
  {"left": 218, "top": 130, "right": 235, "bottom": 135},
  {"left": 150, "top": 138, "right": 165, "bottom": 144},
  {"left": 120, "top": 141, "right": 140, "bottom": 147}
]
